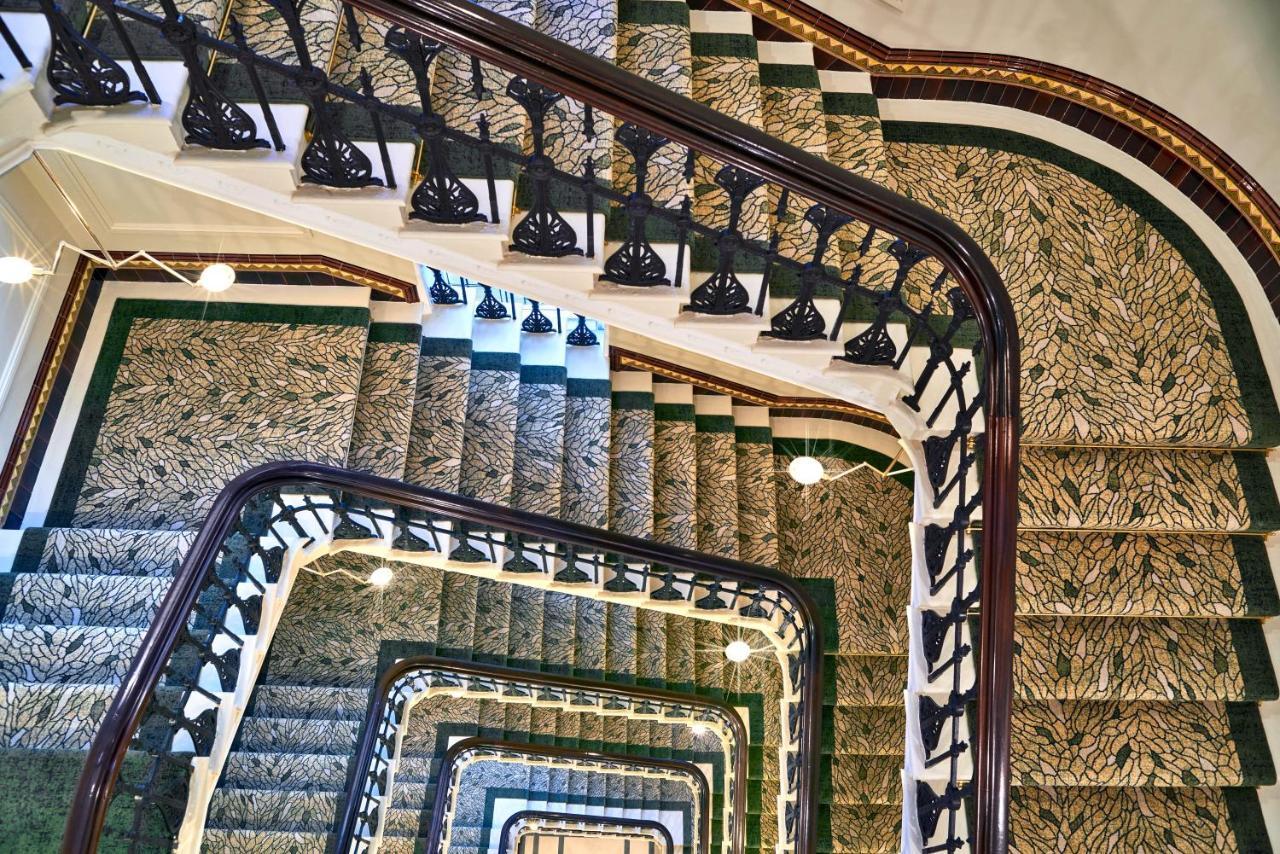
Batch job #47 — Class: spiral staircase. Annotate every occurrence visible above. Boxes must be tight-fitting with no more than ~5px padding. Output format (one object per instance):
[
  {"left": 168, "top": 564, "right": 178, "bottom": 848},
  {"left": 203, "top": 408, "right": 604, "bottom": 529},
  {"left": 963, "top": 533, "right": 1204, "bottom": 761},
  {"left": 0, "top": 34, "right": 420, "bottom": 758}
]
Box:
[{"left": 0, "top": 0, "right": 1276, "bottom": 852}]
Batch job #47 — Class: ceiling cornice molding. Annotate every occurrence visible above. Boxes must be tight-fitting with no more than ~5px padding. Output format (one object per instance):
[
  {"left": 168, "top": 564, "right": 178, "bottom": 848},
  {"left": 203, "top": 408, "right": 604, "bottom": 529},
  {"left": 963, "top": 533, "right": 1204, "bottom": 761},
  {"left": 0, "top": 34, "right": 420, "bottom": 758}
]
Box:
[{"left": 728, "top": 0, "right": 1280, "bottom": 294}]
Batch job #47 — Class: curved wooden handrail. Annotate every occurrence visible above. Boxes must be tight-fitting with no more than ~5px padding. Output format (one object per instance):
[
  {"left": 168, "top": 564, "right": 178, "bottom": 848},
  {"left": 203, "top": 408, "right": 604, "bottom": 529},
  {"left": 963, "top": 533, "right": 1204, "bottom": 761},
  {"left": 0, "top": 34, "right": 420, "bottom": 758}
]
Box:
[
  {"left": 332, "top": 655, "right": 748, "bottom": 853},
  {"left": 427, "top": 737, "right": 712, "bottom": 854},
  {"left": 320, "top": 2, "right": 1022, "bottom": 850},
  {"left": 62, "top": 462, "right": 821, "bottom": 853},
  {"left": 496, "top": 811, "right": 676, "bottom": 854}
]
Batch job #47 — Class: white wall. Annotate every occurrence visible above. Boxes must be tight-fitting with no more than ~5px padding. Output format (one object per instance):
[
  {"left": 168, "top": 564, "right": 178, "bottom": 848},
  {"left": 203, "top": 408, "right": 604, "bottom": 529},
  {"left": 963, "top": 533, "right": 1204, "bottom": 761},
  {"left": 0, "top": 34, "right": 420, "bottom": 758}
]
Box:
[{"left": 813, "top": 0, "right": 1280, "bottom": 200}]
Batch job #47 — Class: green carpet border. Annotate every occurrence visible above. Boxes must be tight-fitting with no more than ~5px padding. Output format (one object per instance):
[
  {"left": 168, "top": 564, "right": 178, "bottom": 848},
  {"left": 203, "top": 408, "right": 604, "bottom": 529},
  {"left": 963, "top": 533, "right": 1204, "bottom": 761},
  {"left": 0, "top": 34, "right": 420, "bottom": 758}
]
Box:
[
  {"left": 1224, "top": 702, "right": 1278, "bottom": 786},
  {"left": 1232, "top": 536, "right": 1280, "bottom": 616},
  {"left": 1227, "top": 619, "right": 1280, "bottom": 702}
]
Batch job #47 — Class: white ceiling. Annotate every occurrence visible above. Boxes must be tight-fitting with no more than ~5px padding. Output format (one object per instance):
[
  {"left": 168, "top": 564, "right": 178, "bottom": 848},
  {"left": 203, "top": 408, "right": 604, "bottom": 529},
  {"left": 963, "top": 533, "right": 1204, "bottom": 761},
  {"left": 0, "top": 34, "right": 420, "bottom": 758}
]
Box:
[{"left": 814, "top": 0, "right": 1280, "bottom": 200}]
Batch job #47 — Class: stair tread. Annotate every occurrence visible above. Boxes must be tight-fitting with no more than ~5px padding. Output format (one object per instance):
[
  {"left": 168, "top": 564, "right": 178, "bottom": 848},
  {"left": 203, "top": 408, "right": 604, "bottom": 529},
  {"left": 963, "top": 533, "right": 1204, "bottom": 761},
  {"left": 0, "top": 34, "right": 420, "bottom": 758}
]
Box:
[
  {"left": 402, "top": 335, "right": 472, "bottom": 493},
  {"left": 1009, "top": 700, "right": 1276, "bottom": 787},
  {"left": 220, "top": 751, "right": 350, "bottom": 792},
  {"left": 11, "top": 528, "right": 195, "bottom": 577},
  {"left": 345, "top": 322, "right": 420, "bottom": 482},
  {"left": 1015, "top": 530, "right": 1280, "bottom": 618},
  {"left": 1008, "top": 785, "right": 1270, "bottom": 854},
  {"left": 199, "top": 828, "right": 330, "bottom": 853},
  {"left": 1011, "top": 615, "right": 1277, "bottom": 702},
  {"left": 206, "top": 787, "right": 341, "bottom": 832},
  {"left": 0, "top": 624, "right": 145, "bottom": 684},
  {"left": 0, "top": 682, "right": 118, "bottom": 749},
  {"left": 2, "top": 572, "right": 170, "bottom": 628},
  {"left": 1019, "top": 446, "right": 1280, "bottom": 533},
  {"left": 234, "top": 716, "right": 361, "bottom": 755}
]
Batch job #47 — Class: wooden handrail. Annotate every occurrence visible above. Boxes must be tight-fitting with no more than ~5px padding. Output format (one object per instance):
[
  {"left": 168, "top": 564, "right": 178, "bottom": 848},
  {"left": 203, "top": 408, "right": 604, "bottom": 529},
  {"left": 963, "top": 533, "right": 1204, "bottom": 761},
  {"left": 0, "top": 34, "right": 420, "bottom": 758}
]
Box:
[
  {"left": 426, "top": 737, "right": 711, "bottom": 854},
  {"left": 332, "top": 656, "right": 748, "bottom": 853},
  {"left": 496, "top": 811, "right": 676, "bottom": 854}
]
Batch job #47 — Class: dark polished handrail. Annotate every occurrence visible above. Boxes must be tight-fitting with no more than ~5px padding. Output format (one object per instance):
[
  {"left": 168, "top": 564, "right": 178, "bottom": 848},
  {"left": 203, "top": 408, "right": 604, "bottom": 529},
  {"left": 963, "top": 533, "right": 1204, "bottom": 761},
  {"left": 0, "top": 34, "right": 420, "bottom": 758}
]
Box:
[
  {"left": 428, "top": 737, "right": 711, "bottom": 854},
  {"left": 332, "top": 655, "right": 748, "bottom": 853},
  {"left": 62, "top": 461, "right": 820, "bottom": 853},
  {"left": 497, "top": 811, "right": 676, "bottom": 854},
  {"left": 327, "top": 1, "right": 1020, "bottom": 849}
]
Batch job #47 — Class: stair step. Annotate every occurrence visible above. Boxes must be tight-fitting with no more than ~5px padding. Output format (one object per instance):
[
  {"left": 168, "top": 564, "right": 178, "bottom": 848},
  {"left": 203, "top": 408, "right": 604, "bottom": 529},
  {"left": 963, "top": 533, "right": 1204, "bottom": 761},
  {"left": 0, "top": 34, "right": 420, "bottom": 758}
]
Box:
[
  {"left": 199, "top": 828, "right": 330, "bottom": 853},
  {"left": 829, "top": 655, "right": 908, "bottom": 707},
  {"left": 1009, "top": 700, "right": 1276, "bottom": 787},
  {"left": 1012, "top": 616, "right": 1277, "bottom": 702},
  {"left": 234, "top": 716, "right": 361, "bottom": 755},
  {"left": 827, "top": 755, "right": 902, "bottom": 805},
  {"left": 0, "top": 682, "right": 117, "bottom": 749},
  {"left": 9, "top": 528, "right": 195, "bottom": 577},
  {"left": 219, "top": 751, "right": 349, "bottom": 792},
  {"left": 0, "top": 625, "right": 144, "bottom": 684},
  {"left": 1008, "top": 785, "right": 1270, "bottom": 853},
  {"left": 205, "top": 787, "right": 340, "bottom": 833},
  {"left": 1, "top": 573, "right": 170, "bottom": 628},
  {"left": 822, "top": 803, "right": 902, "bottom": 853},
  {"left": 403, "top": 333, "right": 472, "bottom": 493},
  {"left": 459, "top": 348, "right": 521, "bottom": 505},
  {"left": 248, "top": 685, "right": 370, "bottom": 721},
  {"left": 346, "top": 321, "right": 421, "bottom": 481},
  {"left": 1015, "top": 530, "right": 1280, "bottom": 618},
  {"left": 831, "top": 706, "right": 905, "bottom": 756},
  {"left": 1018, "top": 447, "right": 1280, "bottom": 532}
]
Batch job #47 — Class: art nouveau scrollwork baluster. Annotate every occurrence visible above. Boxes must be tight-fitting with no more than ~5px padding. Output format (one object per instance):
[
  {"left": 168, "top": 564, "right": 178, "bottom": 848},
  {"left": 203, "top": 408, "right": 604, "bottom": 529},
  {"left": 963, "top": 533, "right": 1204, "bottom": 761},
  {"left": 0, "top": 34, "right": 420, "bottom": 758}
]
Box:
[
  {"left": 767, "top": 203, "right": 852, "bottom": 340},
  {"left": 688, "top": 164, "right": 765, "bottom": 315},
  {"left": 428, "top": 268, "right": 462, "bottom": 305},
  {"left": 38, "top": 0, "right": 145, "bottom": 106},
  {"left": 566, "top": 314, "right": 598, "bottom": 346},
  {"left": 155, "top": 0, "right": 265, "bottom": 150},
  {"left": 508, "top": 77, "right": 582, "bottom": 257},
  {"left": 260, "top": 0, "right": 378, "bottom": 188},
  {"left": 385, "top": 26, "right": 485, "bottom": 224},
  {"left": 600, "top": 123, "right": 670, "bottom": 287},
  {"left": 521, "top": 300, "right": 554, "bottom": 333},
  {"left": 474, "top": 284, "right": 509, "bottom": 320},
  {"left": 840, "top": 238, "right": 930, "bottom": 366}
]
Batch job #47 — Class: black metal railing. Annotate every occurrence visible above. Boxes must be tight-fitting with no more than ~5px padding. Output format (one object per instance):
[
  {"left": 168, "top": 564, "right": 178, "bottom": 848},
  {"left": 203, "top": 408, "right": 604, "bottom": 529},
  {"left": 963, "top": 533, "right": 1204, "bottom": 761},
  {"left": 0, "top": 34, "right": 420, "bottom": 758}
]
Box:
[
  {"left": 12, "top": 0, "right": 1022, "bottom": 848},
  {"left": 333, "top": 656, "right": 748, "bottom": 854},
  {"left": 427, "top": 737, "right": 711, "bottom": 854},
  {"left": 497, "top": 811, "right": 676, "bottom": 854},
  {"left": 61, "top": 462, "right": 822, "bottom": 853}
]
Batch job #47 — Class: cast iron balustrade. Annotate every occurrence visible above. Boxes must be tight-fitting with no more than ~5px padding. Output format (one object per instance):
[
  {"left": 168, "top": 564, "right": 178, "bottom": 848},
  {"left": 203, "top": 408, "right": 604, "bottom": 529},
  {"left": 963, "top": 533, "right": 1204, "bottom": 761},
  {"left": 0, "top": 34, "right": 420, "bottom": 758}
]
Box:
[
  {"left": 61, "top": 462, "right": 821, "bottom": 854},
  {"left": 9, "top": 0, "right": 1021, "bottom": 849},
  {"left": 497, "top": 811, "right": 677, "bottom": 854},
  {"left": 427, "top": 738, "right": 711, "bottom": 854},
  {"left": 334, "top": 656, "right": 748, "bottom": 854}
]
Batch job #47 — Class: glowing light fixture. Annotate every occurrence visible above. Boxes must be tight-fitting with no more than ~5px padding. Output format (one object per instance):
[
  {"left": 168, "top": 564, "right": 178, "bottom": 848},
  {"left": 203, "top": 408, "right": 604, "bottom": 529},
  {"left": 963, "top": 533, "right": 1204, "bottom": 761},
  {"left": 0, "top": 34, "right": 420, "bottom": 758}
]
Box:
[
  {"left": 689, "top": 723, "right": 709, "bottom": 737},
  {"left": 0, "top": 256, "right": 36, "bottom": 285},
  {"left": 724, "top": 640, "right": 752, "bottom": 663},
  {"left": 787, "top": 455, "right": 824, "bottom": 485},
  {"left": 369, "top": 565, "right": 394, "bottom": 587},
  {"left": 198, "top": 262, "right": 236, "bottom": 292}
]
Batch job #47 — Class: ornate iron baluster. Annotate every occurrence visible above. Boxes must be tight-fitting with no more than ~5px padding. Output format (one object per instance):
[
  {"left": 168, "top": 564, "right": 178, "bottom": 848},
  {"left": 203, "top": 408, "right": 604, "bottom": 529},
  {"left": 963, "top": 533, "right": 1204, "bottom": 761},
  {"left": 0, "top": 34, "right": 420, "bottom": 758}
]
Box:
[
  {"left": 38, "top": 0, "right": 145, "bottom": 106},
  {"left": 521, "top": 300, "right": 554, "bottom": 333},
  {"left": 263, "top": 0, "right": 378, "bottom": 188},
  {"left": 688, "top": 165, "right": 765, "bottom": 315},
  {"left": 841, "top": 239, "right": 928, "bottom": 366},
  {"left": 156, "top": 0, "right": 265, "bottom": 150},
  {"left": 428, "top": 268, "right": 462, "bottom": 305},
  {"left": 767, "top": 203, "right": 852, "bottom": 340},
  {"left": 600, "top": 123, "right": 669, "bottom": 287},
  {"left": 385, "top": 26, "right": 484, "bottom": 224},
  {"left": 508, "top": 77, "right": 581, "bottom": 257},
  {"left": 474, "top": 284, "right": 509, "bottom": 319},
  {"left": 566, "top": 314, "right": 598, "bottom": 346}
]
